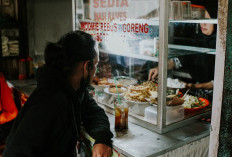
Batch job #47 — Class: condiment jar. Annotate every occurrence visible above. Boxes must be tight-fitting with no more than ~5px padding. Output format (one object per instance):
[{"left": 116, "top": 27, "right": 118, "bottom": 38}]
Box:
[{"left": 191, "top": 4, "right": 205, "bottom": 19}]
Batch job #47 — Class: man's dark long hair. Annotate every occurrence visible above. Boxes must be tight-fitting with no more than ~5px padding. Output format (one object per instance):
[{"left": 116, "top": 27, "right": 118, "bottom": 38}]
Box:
[{"left": 44, "top": 30, "right": 97, "bottom": 78}]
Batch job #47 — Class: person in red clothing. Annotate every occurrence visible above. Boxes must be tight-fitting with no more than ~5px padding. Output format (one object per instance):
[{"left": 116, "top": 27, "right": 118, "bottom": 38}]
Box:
[
  {"left": 0, "top": 73, "right": 18, "bottom": 154},
  {"left": 0, "top": 73, "right": 18, "bottom": 124}
]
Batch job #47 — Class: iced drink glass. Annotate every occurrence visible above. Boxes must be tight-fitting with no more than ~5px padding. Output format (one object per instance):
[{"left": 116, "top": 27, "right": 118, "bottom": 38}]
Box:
[{"left": 114, "top": 101, "right": 128, "bottom": 132}]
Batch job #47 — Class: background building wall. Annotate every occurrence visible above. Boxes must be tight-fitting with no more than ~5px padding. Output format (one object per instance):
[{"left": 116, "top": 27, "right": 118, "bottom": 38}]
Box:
[{"left": 27, "top": 0, "right": 73, "bottom": 57}]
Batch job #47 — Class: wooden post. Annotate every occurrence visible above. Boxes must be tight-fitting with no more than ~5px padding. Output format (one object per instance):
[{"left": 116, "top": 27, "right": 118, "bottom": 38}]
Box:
[{"left": 209, "top": 0, "right": 231, "bottom": 156}]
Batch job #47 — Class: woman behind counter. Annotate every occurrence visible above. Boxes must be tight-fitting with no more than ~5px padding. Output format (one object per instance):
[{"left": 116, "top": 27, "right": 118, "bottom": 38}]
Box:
[{"left": 149, "top": 0, "right": 218, "bottom": 91}]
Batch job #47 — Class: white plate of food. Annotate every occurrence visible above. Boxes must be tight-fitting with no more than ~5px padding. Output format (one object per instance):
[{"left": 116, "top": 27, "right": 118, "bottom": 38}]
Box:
[
  {"left": 104, "top": 87, "right": 126, "bottom": 96},
  {"left": 92, "top": 84, "right": 109, "bottom": 92},
  {"left": 167, "top": 78, "right": 186, "bottom": 89},
  {"left": 113, "top": 76, "right": 138, "bottom": 87}
]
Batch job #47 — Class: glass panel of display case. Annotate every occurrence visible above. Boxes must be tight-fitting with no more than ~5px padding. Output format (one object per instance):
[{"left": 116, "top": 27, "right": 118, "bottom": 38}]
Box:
[
  {"left": 75, "top": 0, "right": 160, "bottom": 126},
  {"left": 166, "top": 0, "right": 217, "bottom": 125}
]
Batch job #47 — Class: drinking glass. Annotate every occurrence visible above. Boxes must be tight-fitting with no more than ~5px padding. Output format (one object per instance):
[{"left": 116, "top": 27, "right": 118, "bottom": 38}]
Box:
[
  {"left": 181, "top": 1, "right": 192, "bottom": 19},
  {"left": 169, "top": 1, "right": 183, "bottom": 20},
  {"left": 114, "top": 101, "right": 128, "bottom": 132}
]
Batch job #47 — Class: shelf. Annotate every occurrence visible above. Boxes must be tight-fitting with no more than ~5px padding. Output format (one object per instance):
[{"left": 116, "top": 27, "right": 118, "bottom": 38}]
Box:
[
  {"left": 168, "top": 44, "right": 216, "bottom": 55},
  {"left": 1, "top": 56, "right": 20, "bottom": 59},
  {"left": 99, "top": 44, "right": 215, "bottom": 62},
  {"left": 168, "top": 45, "right": 216, "bottom": 58},
  {"left": 99, "top": 48, "right": 158, "bottom": 62},
  {"left": 80, "top": 18, "right": 217, "bottom": 26},
  {"left": 111, "top": 19, "right": 160, "bottom": 26},
  {"left": 169, "top": 19, "right": 218, "bottom": 24}
]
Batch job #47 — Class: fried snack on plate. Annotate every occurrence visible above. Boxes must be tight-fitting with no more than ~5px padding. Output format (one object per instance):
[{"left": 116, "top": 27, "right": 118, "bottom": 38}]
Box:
[
  {"left": 128, "top": 85, "right": 148, "bottom": 91},
  {"left": 97, "top": 78, "right": 109, "bottom": 85},
  {"left": 125, "top": 85, "right": 150, "bottom": 102},
  {"left": 141, "top": 81, "right": 158, "bottom": 91},
  {"left": 109, "top": 83, "right": 123, "bottom": 88},
  {"left": 109, "top": 87, "right": 124, "bottom": 94}
]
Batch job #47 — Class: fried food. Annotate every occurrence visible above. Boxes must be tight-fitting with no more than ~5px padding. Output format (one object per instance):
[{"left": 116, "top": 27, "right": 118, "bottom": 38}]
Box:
[
  {"left": 124, "top": 80, "right": 159, "bottom": 103},
  {"left": 109, "top": 87, "right": 124, "bottom": 94},
  {"left": 109, "top": 83, "right": 123, "bottom": 88},
  {"left": 93, "top": 77, "right": 110, "bottom": 85},
  {"left": 128, "top": 85, "right": 148, "bottom": 91},
  {"left": 166, "top": 96, "right": 184, "bottom": 106},
  {"left": 125, "top": 85, "right": 151, "bottom": 102},
  {"left": 141, "top": 81, "right": 158, "bottom": 91}
]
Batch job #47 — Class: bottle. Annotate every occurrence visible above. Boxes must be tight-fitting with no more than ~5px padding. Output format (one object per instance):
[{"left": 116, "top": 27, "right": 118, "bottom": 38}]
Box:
[
  {"left": 18, "top": 59, "right": 26, "bottom": 80},
  {"left": 26, "top": 57, "right": 34, "bottom": 78}
]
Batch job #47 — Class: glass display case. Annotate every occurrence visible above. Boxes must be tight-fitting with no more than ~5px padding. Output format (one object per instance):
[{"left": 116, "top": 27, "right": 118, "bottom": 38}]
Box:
[{"left": 74, "top": 0, "right": 217, "bottom": 133}]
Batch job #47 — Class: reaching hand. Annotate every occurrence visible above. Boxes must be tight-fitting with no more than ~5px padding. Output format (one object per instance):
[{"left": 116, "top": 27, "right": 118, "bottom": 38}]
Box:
[
  {"left": 92, "top": 144, "right": 112, "bottom": 157},
  {"left": 148, "top": 67, "right": 158, "bottom": 81},
  {"left": 186, "top": 81, "right": 213, "bottom": 90},
  {"left": 186, "top": 83, "right": 195, "bottom": 89}
]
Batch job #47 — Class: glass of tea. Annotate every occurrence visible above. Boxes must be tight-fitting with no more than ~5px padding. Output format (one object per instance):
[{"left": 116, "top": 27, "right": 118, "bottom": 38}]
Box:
[{"left": 114, "top": 101, "right": 128, "bottom": 132}]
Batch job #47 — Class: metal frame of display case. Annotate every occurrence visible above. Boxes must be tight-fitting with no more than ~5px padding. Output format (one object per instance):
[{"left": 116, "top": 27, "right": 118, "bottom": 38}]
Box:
[
  {"left": 156, "top": 0, "right": 215, "bottom": 133},
  {"left": 75, "top": 0, "right": 216, "bottom": 134}
]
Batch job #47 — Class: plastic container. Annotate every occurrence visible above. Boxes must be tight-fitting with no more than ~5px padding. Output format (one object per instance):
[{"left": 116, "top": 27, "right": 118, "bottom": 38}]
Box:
[
  {"left": 144, "top": 106, "right": 158, "bottom": 124},
  {"left": 144, "top": 105, "right": 184, "bottom": 125},
  {"left": 126, "top": 100, "right": 150, "bottom": 116},
  {"left": 191, "top": 4, "right": 205, "bottom": 19}
]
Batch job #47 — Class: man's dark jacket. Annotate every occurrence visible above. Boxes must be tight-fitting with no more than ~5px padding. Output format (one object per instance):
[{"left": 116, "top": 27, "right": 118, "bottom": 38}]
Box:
[{"left": 3, "top": 66, "right": 113, "bottom": 157}]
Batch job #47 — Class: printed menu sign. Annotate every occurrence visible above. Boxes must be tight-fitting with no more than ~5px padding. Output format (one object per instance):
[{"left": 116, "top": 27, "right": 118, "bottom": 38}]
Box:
[{"left": 79, "top": 0, "right": 159, "bottom": 41}]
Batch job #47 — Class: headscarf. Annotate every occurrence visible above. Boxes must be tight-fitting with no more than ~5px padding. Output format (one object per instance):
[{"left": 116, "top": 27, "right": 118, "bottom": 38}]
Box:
[{"left": 191, "top": 0, "right": 218, "bottom": 18}]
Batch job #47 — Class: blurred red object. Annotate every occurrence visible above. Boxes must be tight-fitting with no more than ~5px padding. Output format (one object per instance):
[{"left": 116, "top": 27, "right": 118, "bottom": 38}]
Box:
[{"left": 0, "top": 73, "right": 18, "bottom": 124}]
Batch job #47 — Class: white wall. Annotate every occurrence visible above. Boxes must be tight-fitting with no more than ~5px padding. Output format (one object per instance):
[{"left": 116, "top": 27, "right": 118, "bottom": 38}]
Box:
[{"left": 27, "top": 0, "right": 74, "bottom": 56}]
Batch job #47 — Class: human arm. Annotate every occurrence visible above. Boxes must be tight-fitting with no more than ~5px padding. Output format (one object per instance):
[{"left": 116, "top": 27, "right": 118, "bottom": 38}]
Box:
[
  {"left": 186, "top": 80, "right": 213, "bottom": 90},
  {"left": 81, "top": 91, "right": 113, "bottom": 156},
  {"left": 92, "top": 144, "right": 112, "bottom": 157},
  {"left": 148, "top": 59, "right": 176, "bottom": 81}
]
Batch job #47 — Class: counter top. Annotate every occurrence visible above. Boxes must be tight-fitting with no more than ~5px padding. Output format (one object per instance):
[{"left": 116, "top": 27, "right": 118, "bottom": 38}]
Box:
[
  {"left": 106, "top": 110, "right": 209, "bottom": 157},
  {"left": 9, "top": 79, "right": 210, "bottom": 157}
]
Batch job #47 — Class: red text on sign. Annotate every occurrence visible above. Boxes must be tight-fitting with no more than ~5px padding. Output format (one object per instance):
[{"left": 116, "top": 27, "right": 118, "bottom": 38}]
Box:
[{"left": 93, "top": 0, "right": 129, "bottom": 8}]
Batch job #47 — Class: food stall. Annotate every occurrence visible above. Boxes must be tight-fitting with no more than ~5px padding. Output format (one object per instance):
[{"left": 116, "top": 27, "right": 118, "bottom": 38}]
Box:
[
  {"left": 2, "top": 0, "right": 221, "bottom": 156},
  {"left": 71, "top": 0, "right": 218, "bottom": 155},
  {"left": 76, "top": 0, "right": 216, "bottom": 134}
]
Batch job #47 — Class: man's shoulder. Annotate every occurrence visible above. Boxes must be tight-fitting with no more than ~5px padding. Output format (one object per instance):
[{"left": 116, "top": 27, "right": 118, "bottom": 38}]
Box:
[{"left": 28, "top": 86, "right": 70, "bottom": 110}]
